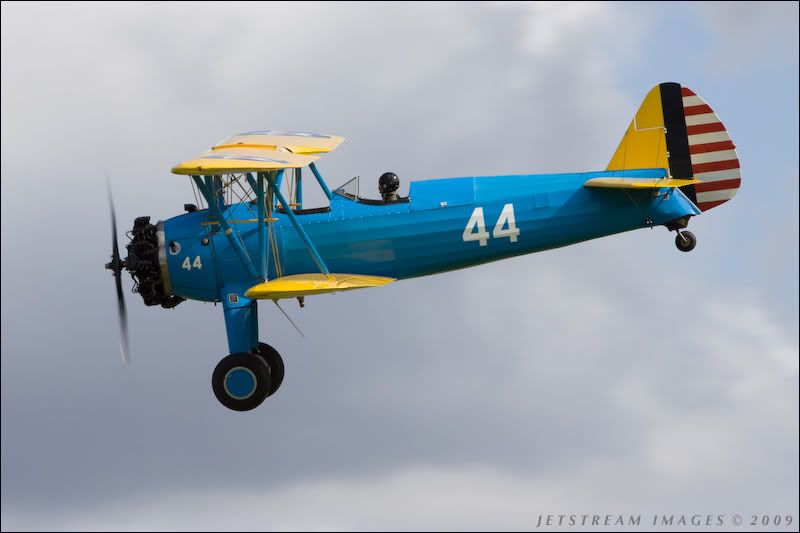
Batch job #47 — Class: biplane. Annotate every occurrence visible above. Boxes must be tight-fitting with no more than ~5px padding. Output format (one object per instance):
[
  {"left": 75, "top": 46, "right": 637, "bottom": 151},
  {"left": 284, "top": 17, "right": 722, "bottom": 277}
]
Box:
[{"left": 106, "top": 82, "right": 740, "bottom": 411}]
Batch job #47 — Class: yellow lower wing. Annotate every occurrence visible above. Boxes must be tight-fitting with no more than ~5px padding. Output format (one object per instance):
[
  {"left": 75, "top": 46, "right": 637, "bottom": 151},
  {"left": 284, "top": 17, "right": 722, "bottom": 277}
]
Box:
[
  {"left": 584, "top": 177, "right": 699, "bottom": 189},
  {"left": 245, "top": 274, "right": 395, "bottom": 300}
]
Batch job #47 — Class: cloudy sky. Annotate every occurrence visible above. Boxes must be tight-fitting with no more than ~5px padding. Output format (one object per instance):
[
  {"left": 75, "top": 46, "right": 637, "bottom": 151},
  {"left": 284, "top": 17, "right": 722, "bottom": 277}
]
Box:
[{"left": 1, "top": 2, "right": 797, "bottom": 531}]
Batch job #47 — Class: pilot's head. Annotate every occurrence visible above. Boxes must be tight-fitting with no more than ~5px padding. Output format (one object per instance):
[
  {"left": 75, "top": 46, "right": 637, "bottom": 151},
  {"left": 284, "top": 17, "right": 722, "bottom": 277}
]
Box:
[{"left": 379, "top": 172, "right": 400, "bottom": 196}]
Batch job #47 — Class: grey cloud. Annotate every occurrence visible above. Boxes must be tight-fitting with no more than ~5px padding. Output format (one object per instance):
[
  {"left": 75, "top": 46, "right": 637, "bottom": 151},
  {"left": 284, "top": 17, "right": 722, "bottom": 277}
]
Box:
[{"left": 691, "top": 2, "right": 799, "bottom": 71}]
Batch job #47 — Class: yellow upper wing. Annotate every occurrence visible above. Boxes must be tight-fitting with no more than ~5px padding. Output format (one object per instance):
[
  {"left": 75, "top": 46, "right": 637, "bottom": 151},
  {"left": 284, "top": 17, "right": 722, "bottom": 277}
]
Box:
[
  {"left": 212, "top": 131, "right": 345, "bottom": 155},
  {"left": 171, "top": 147, "right": 319, "bottom": 175}
]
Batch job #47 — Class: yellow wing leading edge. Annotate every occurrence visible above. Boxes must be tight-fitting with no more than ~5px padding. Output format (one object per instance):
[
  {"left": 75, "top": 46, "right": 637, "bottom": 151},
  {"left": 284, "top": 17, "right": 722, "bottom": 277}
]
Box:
[{"left": 171, "top": 147, "right": 320, "bottom": 176}]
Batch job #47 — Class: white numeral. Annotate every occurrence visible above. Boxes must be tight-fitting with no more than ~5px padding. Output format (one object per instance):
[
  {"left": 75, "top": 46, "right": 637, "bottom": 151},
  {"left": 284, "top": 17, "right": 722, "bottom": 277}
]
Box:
[
  {"left": 193, "top": 256, "right": 203, "bottom": 269},
  {"left": 182, "top": 256, "right": 203, "bottom": 270},
  {"left": 463, "top": 204, "right": 520, "bottom": 246},
  {"left": 493, "top": 203, "right": 520, "bottom": 243},
  {"left": 462, "top": 207, "right": 490, "bottom": 246}
]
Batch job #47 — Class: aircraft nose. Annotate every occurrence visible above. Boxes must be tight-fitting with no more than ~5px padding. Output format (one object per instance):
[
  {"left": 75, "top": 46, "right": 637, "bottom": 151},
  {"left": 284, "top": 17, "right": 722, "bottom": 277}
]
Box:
[{"left": 124, "top": 217, "right": 184, "bottom": 308}]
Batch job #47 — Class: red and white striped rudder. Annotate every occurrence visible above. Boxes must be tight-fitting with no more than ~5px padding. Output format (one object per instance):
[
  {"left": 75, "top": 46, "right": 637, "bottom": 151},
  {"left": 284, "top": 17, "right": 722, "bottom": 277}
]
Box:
[{"left": 681, "top": 86, "right": 741, "bottom": 211}]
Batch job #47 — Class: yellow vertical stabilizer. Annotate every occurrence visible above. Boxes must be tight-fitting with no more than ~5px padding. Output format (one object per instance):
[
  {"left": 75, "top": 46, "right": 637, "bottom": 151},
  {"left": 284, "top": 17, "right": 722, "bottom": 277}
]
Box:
[{"left": 606, "top": 86, "right": 669, "bottom": 173}]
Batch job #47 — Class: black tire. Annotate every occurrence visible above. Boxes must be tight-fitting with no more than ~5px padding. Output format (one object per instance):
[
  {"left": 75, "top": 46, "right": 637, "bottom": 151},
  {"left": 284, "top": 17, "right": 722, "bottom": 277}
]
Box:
[
  {"left": 675, "top": 230, "right": 697, "bottom": 252},
  {"left": 212, "top": 353, "right": 272, "bottom": 411},
  {"left": 257, "top": 342, "right": 284, "bottom": 396}
]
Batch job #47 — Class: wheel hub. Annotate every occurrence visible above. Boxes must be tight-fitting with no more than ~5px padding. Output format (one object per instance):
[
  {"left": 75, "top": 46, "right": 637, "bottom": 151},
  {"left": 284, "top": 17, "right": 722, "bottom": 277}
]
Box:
[{"left": 223, "top": 367, "right": 257, "bottom": 400}]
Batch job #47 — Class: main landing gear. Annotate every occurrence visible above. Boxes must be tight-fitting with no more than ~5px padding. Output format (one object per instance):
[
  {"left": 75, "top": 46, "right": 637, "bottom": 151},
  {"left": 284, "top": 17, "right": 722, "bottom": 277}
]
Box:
[
  {"left": 212, "top": 343, "right": 284, "bottom": 411},
  {"left": 674, "top": 230, "right": 697, "bottom": 252}
]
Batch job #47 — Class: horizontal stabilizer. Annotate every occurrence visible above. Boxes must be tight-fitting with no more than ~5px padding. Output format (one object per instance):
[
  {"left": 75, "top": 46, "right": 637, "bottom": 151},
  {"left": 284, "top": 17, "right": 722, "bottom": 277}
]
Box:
[
  {"left": 584, "top": 177, "right": 699, "bottom": 189},
  {"left": 245, "top": 274, "right": 395, "bottom": 300}
]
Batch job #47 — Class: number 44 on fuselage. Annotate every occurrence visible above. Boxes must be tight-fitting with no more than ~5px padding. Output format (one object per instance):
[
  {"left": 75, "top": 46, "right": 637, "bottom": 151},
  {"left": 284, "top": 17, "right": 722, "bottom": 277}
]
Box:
[{"left": 106, "top": 82, "right": 740, "bottom": 411}]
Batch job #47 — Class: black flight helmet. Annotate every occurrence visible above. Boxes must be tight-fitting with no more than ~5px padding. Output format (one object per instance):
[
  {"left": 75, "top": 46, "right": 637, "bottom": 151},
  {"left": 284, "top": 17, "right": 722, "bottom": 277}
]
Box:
[{"left": 379, "top": 172, "right": 400, "bottom": 194}]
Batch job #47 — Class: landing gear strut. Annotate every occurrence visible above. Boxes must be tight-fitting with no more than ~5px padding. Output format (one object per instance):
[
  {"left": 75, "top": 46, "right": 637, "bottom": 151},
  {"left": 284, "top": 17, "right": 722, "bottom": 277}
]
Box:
[
  {"left": 212, "top": 343, "right": 285, "bottom": 411},
  {"left": 675, "top": 230, "right": 697, "bottom": 252}
]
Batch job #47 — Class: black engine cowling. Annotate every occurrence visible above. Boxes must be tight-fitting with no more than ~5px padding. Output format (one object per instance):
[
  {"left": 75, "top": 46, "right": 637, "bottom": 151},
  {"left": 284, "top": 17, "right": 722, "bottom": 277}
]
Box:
[{"left": 126, "top": 216, "right": 183, "bottom": 308}]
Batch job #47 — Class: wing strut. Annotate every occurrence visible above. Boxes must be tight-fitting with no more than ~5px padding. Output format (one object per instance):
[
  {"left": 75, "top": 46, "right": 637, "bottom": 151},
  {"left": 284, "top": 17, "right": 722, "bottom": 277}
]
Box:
[
  {"left": 256, "top": 172, "right": 267, "bottom": 279},
  {"left": 267, "top": 170, "right": 330, "bottom": 275},
  {"left": 309, "top": 162, "right": 332, "bottom": 200},
  {"left": 245, "top": 172, "right": 258, "bottom": 191},
  {"left": 296, "top": 167, "right": 303, "bottom": 209},
  {"left": 192, "top": 175, "right": 260, "bottom": 281}
]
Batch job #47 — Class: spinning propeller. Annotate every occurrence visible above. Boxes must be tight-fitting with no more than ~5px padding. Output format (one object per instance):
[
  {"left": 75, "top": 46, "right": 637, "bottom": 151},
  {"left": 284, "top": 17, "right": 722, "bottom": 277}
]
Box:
[{"left": 105, "top": 186, "right": 130, "bottom": 365}]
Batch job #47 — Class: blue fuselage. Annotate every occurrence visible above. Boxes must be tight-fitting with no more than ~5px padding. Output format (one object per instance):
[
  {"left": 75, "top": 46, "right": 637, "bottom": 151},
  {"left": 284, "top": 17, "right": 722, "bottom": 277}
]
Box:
[{"left": 161, "top": 168, "right": 699, "bottom": 302}]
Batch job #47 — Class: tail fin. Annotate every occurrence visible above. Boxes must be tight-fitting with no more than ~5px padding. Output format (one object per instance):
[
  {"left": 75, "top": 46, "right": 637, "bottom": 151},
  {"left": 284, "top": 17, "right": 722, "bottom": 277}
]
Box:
[{"left": 607, "top": 82, "right": 740, "bottom": 212}]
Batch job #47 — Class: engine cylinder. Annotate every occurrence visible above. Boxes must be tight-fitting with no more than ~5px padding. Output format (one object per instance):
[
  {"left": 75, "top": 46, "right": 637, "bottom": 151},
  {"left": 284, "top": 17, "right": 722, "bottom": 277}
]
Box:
[{"left": 126, "top": 216, "right": 183, "bottom": 308}]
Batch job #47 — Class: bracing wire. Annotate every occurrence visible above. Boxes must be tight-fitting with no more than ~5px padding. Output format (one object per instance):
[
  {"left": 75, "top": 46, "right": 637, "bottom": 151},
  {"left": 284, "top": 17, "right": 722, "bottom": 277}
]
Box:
[{"left": 273, "top": 300, "right": 304, "bottom": 338}]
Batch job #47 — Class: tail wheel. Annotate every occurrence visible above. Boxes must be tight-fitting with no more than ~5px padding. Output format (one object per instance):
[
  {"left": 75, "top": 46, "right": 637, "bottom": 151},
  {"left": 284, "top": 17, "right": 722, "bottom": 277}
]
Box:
[
  {"left": 212, "top": 353, "right": 271, "bottom": 411},
  {"left": 675, "top": 230, "right": 697, "bottom": 252},
  {"left": 257, "top": 342, "right": 285, "bottom": 396}
]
